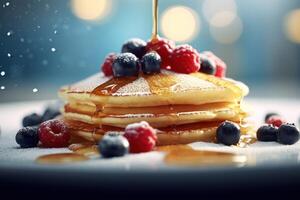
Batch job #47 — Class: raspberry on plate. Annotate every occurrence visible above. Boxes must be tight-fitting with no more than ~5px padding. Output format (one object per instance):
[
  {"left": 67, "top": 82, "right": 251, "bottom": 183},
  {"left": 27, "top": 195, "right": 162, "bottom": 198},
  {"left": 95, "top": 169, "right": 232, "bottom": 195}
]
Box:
[
  {"left": 101, "top": 53, "right": 116, "bottom": 76},
  {"left": 170, "top": 45, "right": 200, "bottom": 74},
  {"left": 202, "top": 51, "right": 227, "bottom": 78},
  {"left": 146, "top": 37, "right": 175, "bottom": 69},
  {"left": 123, "top": 121, "right": 157, "bottom": 153},
  {"left": 38, "top": 119, "right": 70, "bottom": 148},
  {"left": 266, "top": 115, "right": 286, "bottom": 127}
]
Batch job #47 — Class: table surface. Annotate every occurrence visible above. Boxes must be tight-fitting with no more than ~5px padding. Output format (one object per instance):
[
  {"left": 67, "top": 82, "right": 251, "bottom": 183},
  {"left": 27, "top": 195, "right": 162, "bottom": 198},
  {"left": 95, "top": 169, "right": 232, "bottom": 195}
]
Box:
[{"left": 0, "top": 98, "right": 300, "bottom": 171}]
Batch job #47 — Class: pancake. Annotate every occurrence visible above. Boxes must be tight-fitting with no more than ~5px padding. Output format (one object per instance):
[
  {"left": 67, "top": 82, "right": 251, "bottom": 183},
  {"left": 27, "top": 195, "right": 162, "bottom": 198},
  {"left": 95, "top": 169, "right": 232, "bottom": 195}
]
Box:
[
  {"left": 59, "top": 70, "right": 251, "bottom": 145},
  {"left": 62, "top": 102, "right": 248, "bottom": 128},
  {"left": 64, "top": 119, "right": 255, "bottom": 146},
  {"left": 59, "top": 70, "right": 248, "bottom": 108}
]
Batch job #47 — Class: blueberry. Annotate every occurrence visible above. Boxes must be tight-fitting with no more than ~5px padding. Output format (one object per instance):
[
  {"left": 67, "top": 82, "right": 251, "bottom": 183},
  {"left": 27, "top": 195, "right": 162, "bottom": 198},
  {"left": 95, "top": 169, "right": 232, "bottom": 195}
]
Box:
[
  {"left": 277, "top": 123, "right": 300, "bottom": 145},
  {"left": 199, "top": 57, "right": 216, "bottom": 75},
  {"left": 22, "top": 113, "right": 43, "bottom": 127},
  {"left": 265, "top": 112, "right": 279, "bottom": 122},
  {"left": 15, "top": 127, "right": 39, "bottom": 148},
  {"left": 42, "top": 107, "right": 61, "bottom": 122},
  {"left": 256, "top": 124, "right": 278, "bottom": 142},
  {"left": 216, "top": 121, "right": 240, "bottom": 146},
  {"left": 121, "top": 38, "right": 147, "bottom": 59},
  {"left": 141, "top": 52, "right": 161, "bottom": 74},
  {"left": 98, "top": 132, "right": 129, "bottom": 158},
  {"left": 112, "top": 53, "right": 139, "bottom": 77}
]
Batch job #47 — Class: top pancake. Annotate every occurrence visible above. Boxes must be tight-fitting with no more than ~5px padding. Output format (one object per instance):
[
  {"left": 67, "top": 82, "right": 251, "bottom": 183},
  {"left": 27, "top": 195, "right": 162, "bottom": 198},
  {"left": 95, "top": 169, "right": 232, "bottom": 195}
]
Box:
[{"left": 59, "top": 70, "right": 249, "bottom": 107}]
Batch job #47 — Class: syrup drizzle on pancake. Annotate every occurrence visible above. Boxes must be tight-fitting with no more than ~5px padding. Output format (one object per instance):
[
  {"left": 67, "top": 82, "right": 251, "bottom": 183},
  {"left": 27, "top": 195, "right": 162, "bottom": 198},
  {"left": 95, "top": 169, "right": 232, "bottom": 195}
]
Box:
[{"left": 91, "top": 76, "right": 138, "bottom": 96}]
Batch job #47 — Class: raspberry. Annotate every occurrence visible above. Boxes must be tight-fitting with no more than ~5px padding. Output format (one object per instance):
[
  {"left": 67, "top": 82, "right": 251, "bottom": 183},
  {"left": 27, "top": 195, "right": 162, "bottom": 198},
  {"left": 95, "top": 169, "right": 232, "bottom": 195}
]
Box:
[
  {"left": 101, "top": 53, "right": 116, "bottom": 76},
  {"left": 123, "top": 121, "right": 157, "bottom": 153},
  {"left": 170, "top": 45, "right": 200, "bottom": 74},
  {"left": 146, "top": 37, "right": 175, "bottom": 69},
  {"left": 202, "top": 51, "right": 227, "bottom": 78},
  {"left": 38, "top": 119, "right": 70, "bottom": 148},
  {"left": 267, "top": 115, "right": 286, "bottom": 128}
]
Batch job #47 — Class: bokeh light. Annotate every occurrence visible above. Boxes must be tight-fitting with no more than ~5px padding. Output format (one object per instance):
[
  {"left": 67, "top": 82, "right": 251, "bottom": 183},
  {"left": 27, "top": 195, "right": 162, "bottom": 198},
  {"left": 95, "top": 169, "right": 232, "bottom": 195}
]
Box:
[
  {"left": 284, "top": 9, "right": 300, "bottom": 44},
  {"left": 210, "top": 11, "right": 236, "bottom": 27},
  {"left": 202, "top": 0, "right": 237, "bottom": 26},
  {"left": 210, "top": 16, "right": 243, "bottom": 44},
  {"left": 161, "top": 6, "right": 200, "bottom": 42},
  {"left": 70, "top": 0, "right": 112, "bottom": 21}
]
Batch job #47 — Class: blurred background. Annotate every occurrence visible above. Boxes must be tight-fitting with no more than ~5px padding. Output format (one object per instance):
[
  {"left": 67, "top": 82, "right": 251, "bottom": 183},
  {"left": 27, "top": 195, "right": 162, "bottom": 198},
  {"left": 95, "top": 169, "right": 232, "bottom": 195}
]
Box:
[{"left": 0, "top": 0, "right": 300, "bottom": 102}]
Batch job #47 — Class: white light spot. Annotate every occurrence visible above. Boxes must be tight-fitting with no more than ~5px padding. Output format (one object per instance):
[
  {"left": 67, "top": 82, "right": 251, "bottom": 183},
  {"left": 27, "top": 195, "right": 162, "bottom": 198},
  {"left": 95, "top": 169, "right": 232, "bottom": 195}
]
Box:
[
  {"left": 7, "top": 31, "right": 12, "bottom": 36},
  {"left": 7, "top": 53, "right": 11, "bottom": 57},
  {"left": 33, "top": 88, "right": 38, "bottom": 93},
  {"left": 51, "top": 47, "right": 56, "bottom": 52},
  {"left": 6, "top": 2, "right": 10, "bottom": 6},
  {"left": 0, "top": 71, "right": 5, "bottom": 76},
  {"left": 1, "top": 86, "right": 5, "bottom": 90},
  {"left": 54, "top": 30, "right": 57, "bottom": 34},
  {"left": 20, "top": 38, "right": 25, "bottom": 42}
]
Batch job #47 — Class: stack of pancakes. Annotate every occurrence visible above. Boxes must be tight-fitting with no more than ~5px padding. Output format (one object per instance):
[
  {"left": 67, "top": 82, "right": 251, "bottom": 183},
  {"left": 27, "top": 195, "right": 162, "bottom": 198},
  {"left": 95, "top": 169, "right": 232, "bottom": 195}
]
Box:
[{"left": 59, "top": 70, "right": 251, "bottom": 145}]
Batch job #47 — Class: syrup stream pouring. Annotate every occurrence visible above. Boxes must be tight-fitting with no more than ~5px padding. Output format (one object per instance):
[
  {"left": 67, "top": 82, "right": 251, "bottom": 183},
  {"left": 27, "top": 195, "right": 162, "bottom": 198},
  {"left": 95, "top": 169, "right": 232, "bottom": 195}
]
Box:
[{"left": 152, "top": 0, "right": 159, "bottom": 40}]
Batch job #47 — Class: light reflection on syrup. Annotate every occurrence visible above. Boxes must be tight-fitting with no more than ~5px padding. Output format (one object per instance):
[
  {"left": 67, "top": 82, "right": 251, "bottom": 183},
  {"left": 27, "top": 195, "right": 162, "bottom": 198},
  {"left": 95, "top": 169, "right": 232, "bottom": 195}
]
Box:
[
  {"left": 237, "top": 134, "right": 257, "bottom": 148},
  {"left": 162, "top": 145, "right": 247, "bottom": 167},
  {"left": 72, "top": 145, "right": 100, "bottom": 158},
  {"left": 36, "top": 153, "right": 89, "bottom": 164}
]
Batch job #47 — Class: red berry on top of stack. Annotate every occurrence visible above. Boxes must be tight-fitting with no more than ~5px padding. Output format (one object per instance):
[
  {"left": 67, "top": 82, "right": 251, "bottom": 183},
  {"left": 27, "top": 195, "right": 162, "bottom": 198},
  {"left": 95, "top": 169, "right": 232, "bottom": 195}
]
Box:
[{"left": 100, "top": 37, "right": 228, "bottom": 78}]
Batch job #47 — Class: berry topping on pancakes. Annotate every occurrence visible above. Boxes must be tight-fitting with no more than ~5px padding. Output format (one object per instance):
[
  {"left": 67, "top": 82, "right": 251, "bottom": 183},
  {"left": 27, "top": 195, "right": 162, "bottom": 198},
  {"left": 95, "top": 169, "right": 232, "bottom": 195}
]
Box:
[
  {"left": 141, "top": 52, "right": 161, "bottom": 74},
  {"left": 170, "top": 45, "right": 200, "bottom": 74},
  {"left": 101, "top": 53, "right": 116, "bottom": 76},
  {"left": 112, "top": 53, "right": 139, "bottom": 77},
  {"left": 124, "top": 121, "right": 157, "bottom": 153},
  {"left": 146, "top": 37, "right": 175, "bottom": 69},
  {"left": 199, "top": 55, "right": 217, "bottom": 75},
  {"left": 121, "top": 38, "right": 147, "bottom": 59},
  {"left": 202, "top": 51, "right": 227, "bottom": 78}
]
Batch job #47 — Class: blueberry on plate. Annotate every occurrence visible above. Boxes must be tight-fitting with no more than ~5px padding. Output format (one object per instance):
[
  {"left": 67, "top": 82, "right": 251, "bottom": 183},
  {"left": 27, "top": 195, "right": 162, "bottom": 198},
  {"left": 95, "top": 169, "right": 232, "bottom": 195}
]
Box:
[
  {"left": 277, "top": 123, "right": 300, "bottom": 145},
  {"left": 199, "top": 56, "right": 216, "bottom": 75},
  {"left": 256, "top": 124, "right": 278, "bottom": 142},
  {"left": 98, "top": 132, "right": 129, "bottom": 158},
  {"left": 42, "top": 107, "right": 61, "bottom": 122},
  {"left": 216, "top": 121, "right": 240, "bottom": 146},
  {"left": 141, "top": 52, "right": 161, "bottom": 74},
  {"left": 264, "top": 112, "right": 279, "bottom": 122},
  {"left": 15, "top": 127, "right": 39, "bottom": 148},
  {"left": 121, "top": 38, "right": 147, "bottom": 59},
  {"left": 22, "top": 113, "right": 43, "bottom": 127},
  {"left": 112, "top": 53, "right": 139, "bottom": 77}
]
